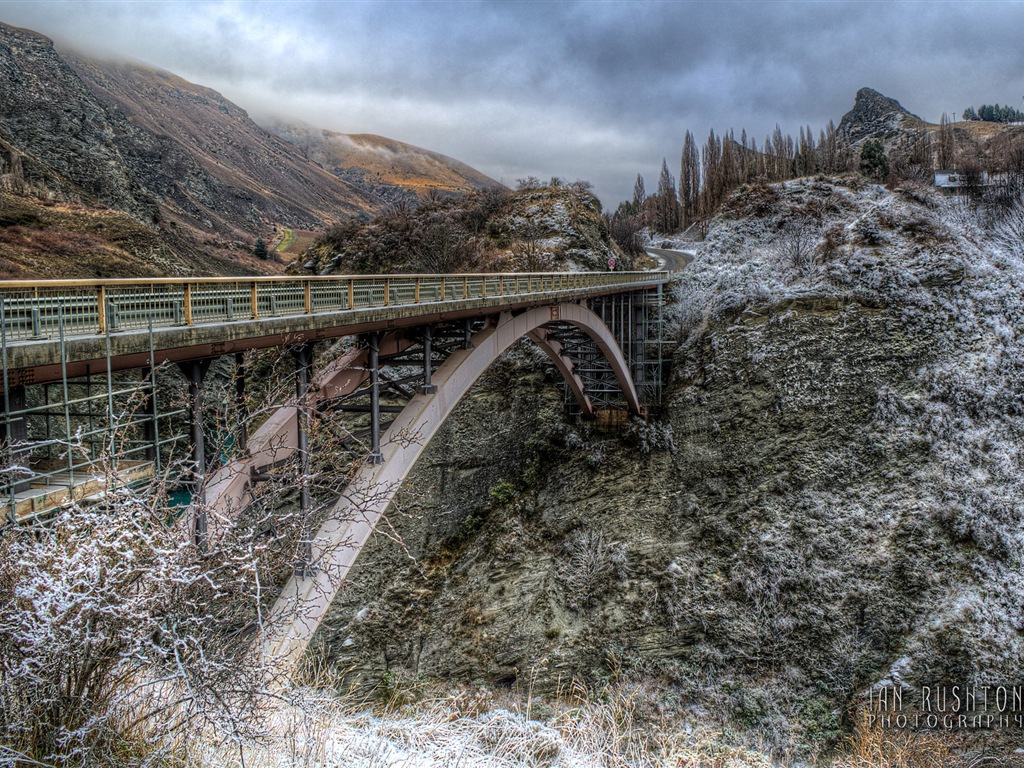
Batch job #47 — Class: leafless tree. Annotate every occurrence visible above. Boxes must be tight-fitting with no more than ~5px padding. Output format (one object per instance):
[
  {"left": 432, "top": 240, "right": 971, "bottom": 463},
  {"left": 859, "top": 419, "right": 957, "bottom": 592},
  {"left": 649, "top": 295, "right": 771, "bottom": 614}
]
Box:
[
  {"left": 776, "top": 217, "right": 820, "bottom": 276},
  {"left": 0, "top": 348, "right": 401, "bottom": 766}
]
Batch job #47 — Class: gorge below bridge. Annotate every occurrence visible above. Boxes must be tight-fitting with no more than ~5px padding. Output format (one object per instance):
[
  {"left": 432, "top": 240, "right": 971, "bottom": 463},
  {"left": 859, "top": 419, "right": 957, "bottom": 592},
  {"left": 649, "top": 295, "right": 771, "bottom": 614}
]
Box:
[{"left": 0, "top": 269, "right": 670, "bottom": 663}]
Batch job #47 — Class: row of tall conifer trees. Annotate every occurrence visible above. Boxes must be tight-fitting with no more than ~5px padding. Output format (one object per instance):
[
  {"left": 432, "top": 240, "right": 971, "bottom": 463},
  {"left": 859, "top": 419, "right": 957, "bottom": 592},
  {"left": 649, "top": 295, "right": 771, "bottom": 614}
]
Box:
[
  {"left": 607, "top": 110, "right": 1024, "bottom": 254},
  {"left": 620, "top": 121, "right": 857, "bottom": 237}
]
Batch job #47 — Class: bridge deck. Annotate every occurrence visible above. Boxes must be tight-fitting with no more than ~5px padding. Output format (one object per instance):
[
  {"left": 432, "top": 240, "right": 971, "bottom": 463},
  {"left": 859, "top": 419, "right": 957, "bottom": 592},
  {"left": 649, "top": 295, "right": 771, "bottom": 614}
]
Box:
[{"left": 0, "top": 272, "right": 666, "bottom": 385}]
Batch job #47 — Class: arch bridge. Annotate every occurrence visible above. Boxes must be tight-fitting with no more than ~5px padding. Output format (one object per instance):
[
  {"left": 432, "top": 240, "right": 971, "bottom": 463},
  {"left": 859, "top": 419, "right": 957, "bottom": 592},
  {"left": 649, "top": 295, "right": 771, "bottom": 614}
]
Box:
[{"left": 0, "top": 270, "right": 669, "bottom": 663}]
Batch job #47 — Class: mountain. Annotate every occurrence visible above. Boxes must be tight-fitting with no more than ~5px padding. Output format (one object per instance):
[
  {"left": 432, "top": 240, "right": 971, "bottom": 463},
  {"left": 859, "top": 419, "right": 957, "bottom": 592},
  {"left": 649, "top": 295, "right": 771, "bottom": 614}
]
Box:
[
  {"left": 0, "top": 23, "right": 159, "bottom": 223},
  {"left": 264, "top": 120, "right": 501, "bottom": 207},
  {"left": 63, "top": 53, "right": 383, "bottom": 232},
  {"left": 838, "top": 86, "right": 1024, "bottom": 173},
  {"left": 0, "top": 22, "right": 498, "bottom": 278},
  {"left": 837, "top": 87, "right": 924, "bottom": 144}
]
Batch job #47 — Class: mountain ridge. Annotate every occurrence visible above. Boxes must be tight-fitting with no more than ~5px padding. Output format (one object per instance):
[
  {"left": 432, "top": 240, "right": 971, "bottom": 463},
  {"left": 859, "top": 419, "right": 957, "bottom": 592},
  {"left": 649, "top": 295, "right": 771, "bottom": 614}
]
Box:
[
  {"left": 261, "top": 118, "right": 501, "bottom": 208},
  {"left": 0, "top": 21, "right": 499, "bottom": 277}
]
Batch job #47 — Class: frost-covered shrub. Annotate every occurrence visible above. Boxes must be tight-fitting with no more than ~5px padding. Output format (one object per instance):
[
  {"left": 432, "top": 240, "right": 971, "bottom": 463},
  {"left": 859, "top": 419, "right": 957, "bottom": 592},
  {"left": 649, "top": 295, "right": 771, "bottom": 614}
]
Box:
[
  {"left": 991, "top": 193, "right": 1024, "bottom": 260},
  {"left": 626, "top": 418, "right": 676, "bottom": 455},
  {"left": 558, "top": 530, "right": 627, "bottom": 610},
  {"left": 773, "top": 217, "right": 821, "bottom": 276},
  {"left": 0, "top": 482, "right": 294, "bottom": 764},
  {"left": 851, "top": 210, "right": 888, "bottom": 246}
]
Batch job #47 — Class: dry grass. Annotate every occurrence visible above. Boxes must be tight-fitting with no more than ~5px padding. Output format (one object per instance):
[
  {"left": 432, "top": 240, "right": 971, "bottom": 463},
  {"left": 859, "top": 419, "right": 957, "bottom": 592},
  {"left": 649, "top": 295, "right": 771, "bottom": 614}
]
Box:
[
  {"left": 273, "top": 227, "right": 321, "bottom": 259},
  {"left": 832, "top": 709, "right": 1015, "bottom": 768},
  {"left": 186, "top": 683, "right": 1024, "bottom": 768},
  {"left": 186, "top": 673, "right": 787, "bottom": 768},
  {"left": 0, "top": 196, "right": 172, "bottom": 278}
]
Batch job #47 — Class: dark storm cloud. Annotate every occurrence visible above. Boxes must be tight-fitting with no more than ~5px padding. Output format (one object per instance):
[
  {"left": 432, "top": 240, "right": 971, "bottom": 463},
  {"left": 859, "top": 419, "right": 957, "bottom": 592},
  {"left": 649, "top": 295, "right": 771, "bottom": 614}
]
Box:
[{"left": 0, "top": 0, "right": 1022, "bottom": 205}]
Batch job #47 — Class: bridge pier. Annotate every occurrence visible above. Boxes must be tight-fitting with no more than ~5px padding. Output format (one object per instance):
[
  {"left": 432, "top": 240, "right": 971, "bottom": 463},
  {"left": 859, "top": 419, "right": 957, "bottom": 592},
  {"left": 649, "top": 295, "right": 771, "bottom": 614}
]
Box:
[
  {"left": 2, "top": 385, "right": 29, "bottom": 497},
  {"left": 140, "top": 369, "right": 158, "bottom": 463},
  {"left": 179, "top": 358, "right": 212, "bottom": 550}
]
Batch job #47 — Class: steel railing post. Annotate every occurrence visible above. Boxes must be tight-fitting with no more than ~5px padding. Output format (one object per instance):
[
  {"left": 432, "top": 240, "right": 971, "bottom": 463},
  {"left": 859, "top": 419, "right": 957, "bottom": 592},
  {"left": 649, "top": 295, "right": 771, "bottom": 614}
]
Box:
[{"left": 97, "top": 286, "right": 107, "bottom": 334}]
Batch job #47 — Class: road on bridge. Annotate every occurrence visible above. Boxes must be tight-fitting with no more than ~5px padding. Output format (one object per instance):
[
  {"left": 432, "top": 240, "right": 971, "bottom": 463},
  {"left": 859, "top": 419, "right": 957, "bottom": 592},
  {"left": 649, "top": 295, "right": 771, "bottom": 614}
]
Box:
[{"left": 645, "top": 247, "right": 695, "bottom": 273}]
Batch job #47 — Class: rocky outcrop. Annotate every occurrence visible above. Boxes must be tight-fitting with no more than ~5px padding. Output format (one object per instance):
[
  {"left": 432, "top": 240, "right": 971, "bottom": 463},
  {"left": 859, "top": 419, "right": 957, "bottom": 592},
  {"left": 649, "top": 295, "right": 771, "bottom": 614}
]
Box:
[
  {"left": 838, "top": 87, "right": 924, "bottom": 144},
  {"left": 299, "top": 184, "right": 625, "bottom": 275}
]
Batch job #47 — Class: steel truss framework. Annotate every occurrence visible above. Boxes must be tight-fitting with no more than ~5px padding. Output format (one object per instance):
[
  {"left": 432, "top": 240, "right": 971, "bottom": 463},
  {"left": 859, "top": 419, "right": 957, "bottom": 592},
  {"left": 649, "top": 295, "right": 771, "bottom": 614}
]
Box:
[{"left": 1, "top": 290, "right": 665, "bottom": 529}]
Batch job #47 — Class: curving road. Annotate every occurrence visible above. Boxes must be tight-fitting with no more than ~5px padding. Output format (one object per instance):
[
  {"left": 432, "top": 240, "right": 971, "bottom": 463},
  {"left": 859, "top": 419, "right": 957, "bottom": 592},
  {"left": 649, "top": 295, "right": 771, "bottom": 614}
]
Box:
[{"left": 645, "top": 246, "right": 695, "bottom": 273}]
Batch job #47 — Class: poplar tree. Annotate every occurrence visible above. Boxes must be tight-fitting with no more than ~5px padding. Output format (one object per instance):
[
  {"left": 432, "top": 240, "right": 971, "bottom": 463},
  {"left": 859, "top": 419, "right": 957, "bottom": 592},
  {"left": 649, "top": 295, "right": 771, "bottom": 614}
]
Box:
[
  {"left": 680, "top": 130, "right": 700, "bottom": 231},
  {"left": 632, "top": 174, "right": 647, "bottom": 224},
  {"left": 938, "top": 113, "right": 956, "bottom": 169},
  {"left": 654, "top": 159, "right": 679, "bottom": 233}
]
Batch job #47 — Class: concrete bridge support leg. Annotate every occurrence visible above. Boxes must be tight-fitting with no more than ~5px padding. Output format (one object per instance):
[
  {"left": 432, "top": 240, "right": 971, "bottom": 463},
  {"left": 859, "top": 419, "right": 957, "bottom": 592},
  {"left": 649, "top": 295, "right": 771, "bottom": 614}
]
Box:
[
  {"left": 179, "top": 358, "right": 212, "bottom": 550},
  {"left": 368, "top": 332, "right": 384, "bottom": 465},
  {"left": 292, "top": 343, "right": 315, "bottom": 577}
]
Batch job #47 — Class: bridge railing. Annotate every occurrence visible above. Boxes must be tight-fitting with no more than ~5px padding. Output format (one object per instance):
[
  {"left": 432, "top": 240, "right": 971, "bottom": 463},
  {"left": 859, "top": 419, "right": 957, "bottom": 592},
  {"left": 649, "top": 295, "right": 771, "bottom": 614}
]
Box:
[{"left": 0, "top": 272, "right": 665, "bottom": 343}]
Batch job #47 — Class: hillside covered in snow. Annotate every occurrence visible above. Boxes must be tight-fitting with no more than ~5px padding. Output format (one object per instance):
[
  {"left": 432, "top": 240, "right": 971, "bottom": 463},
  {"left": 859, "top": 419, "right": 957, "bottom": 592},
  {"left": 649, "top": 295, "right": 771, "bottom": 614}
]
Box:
[{"left": 315, "top": 176, "right": 1024, "bottom": 764}]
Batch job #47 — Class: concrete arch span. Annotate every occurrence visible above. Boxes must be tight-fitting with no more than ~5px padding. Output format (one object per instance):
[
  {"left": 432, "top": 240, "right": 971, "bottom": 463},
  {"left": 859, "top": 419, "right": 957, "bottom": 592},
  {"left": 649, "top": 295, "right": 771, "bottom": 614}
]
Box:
[{"left": 263, "top": 302, "right": 642, "bottom": 666}]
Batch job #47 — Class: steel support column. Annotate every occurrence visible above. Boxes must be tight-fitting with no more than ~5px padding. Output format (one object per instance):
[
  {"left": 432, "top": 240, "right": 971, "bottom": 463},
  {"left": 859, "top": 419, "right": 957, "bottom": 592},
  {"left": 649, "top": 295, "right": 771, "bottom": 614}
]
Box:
[
  {"left": 292, "top": 343, "right": 315, "bottom": 576},
  {"left": 5, "top": 385, "right": 29, "bottom": 494},
  {"left": 179, "top": 358, "right": 212, "bottom": 549},
  {"left": 418, "top": 326, "right": 438, "bottom": 395},
  {"left": 367, "top": 332, "right": 384, "bottom": 465},
  {"left": 234, "top": 352, "right": 248, "bottom": 455},
  {"left": 141, "top": 368, "right": 157, "bottom": 462}
]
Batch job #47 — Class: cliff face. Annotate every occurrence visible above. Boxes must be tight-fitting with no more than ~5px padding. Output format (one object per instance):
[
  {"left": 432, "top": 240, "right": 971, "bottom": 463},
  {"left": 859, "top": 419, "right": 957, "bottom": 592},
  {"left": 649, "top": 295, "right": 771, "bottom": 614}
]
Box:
[
  {"left": 0, "top": 23, "right": 158, "bottom": 222},
  {"left": 310, "top": 178, "right": 1024, "bottom": 758}
]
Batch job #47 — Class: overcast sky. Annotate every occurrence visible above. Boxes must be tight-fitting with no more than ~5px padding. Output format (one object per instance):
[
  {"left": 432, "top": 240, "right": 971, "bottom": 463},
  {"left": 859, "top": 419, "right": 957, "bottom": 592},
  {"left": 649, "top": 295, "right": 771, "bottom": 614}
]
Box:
[{"left": 1, "top": 0, "right": 1022, "bottom": 206}]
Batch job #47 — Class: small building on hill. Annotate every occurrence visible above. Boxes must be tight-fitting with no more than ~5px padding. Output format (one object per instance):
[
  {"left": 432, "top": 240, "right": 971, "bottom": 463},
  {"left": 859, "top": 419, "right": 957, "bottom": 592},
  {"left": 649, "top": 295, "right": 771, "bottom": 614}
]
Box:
[{"left": 934, "top": 169, "right": 990, "bottom": 190}]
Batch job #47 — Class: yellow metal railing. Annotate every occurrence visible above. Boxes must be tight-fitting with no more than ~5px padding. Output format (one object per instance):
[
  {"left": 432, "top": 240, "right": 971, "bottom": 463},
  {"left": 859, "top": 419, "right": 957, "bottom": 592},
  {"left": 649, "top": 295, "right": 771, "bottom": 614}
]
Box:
[{"left": 0, "top": 272, "right": 666, "bottom": 342}]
